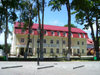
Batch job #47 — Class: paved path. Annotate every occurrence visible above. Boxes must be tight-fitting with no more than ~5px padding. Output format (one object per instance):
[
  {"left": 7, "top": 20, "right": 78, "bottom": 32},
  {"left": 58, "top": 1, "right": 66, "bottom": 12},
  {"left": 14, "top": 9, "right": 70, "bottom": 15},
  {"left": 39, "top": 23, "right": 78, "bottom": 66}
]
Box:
[{"left": 0, "top": 61, "right": 100, "bottom": 75}]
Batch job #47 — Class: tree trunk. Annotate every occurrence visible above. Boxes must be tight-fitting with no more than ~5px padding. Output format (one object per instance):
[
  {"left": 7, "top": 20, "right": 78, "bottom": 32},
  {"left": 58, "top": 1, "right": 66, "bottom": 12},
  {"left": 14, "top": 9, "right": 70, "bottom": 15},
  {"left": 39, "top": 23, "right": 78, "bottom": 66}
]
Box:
[
  {"left": 66, "top": 0, "right": 71, "bottom": 60},
  {"left": 95, "top": 16, "right": 99, "bottom": 60},
  {"left": 5, "top": 5, "right": 8, "bottom": 61},
  {"left": 40, "top": 0, "right": 45, "bottom": 60},
  {"left": 24, "top": 4, "right": 32, "bottom": 59}
]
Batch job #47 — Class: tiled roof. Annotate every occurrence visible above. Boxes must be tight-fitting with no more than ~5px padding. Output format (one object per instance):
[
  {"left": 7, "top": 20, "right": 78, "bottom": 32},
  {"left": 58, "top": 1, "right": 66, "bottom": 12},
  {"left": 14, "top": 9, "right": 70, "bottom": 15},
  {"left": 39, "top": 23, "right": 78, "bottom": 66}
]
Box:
[
  {"left": 87, "top": 39, "right": 94, "bottom": 45},
  {"left": 14, "top": 22, "right": 87, "bottom": 33}
]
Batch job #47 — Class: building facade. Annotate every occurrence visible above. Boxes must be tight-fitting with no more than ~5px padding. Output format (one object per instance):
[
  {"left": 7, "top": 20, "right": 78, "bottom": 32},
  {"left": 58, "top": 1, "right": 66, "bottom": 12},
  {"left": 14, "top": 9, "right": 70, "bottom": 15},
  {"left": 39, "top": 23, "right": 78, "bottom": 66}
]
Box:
[{"left": 10, "top": 22, "right": 89, "bottom": 57}]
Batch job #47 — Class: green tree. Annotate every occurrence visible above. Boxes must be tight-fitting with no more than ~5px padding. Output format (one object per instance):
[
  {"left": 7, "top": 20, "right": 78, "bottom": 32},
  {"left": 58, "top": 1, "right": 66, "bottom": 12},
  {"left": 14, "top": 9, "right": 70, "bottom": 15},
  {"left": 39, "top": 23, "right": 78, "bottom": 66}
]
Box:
[
  {"left": 36, "top": 0, "right": 45, "bottom": 60},
  {"left": 64, "top": 24, "right": 77, "bottom": 28},
  {"left": 0, "top": 0, "right": 20, "bottom": 60},
  {"left": 49, "top": 0, "right": 72, "bottom": 60},
  {"left": 72, "top": 0, "right": 100, "bottom": 59},
  {"left": 18, "top": 0, "right": 38, "bottom": 59}
]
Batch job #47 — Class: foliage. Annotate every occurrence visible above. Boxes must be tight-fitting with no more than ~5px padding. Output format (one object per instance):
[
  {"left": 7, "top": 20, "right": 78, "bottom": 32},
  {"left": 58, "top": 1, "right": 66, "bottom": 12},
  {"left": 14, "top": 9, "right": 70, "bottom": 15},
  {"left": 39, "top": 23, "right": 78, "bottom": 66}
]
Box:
[
  {"left": 0, "top": 44, "right": 11, "bottom": 53},
  {"left": 71, "top": 0, "right": 100, "bottom": 59},
  {"left": 64, "top": 24, "right": 77, "bottom": 28}
]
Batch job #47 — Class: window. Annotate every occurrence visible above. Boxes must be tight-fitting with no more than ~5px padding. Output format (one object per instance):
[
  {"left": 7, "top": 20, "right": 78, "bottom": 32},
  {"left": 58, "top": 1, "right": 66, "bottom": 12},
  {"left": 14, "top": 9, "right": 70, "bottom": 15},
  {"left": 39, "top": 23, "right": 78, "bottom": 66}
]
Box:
[
  {"left": 22, "top": 29, "right": 25, "bottom": 33},
  {"left": 29, "top": 48, "right": 32, "bottom": 53},
  {"left": 57, "top": 31, "right": 60, "bottom": 36},
  {"left": 56, "top": 40, "right": 59, "bottom": 44},
  {"left": 44, "top": 39, "right": 46, "bottom": 43},
  {"left": 63, "top": 40, "right": 66, "bottom": 44},
  {"left": 62, "top": 49, "right": 65, "bottom": 54},
  {"left": 77, "top": 41, "right": 80, "bottom": 45},
  {"left": 29, "top": 29, "right": 32, "bottom": 34},
  {"left": 82, "top": 49, "right": 84, "bottom": 54},
  {"left": 21, "top": 38, "right": 24, "bottom": 43},
  {"left": 50, "top": 40, "right": 53, "bottom": 44},
  {"left": 78, "top": 33, "right": 81, "bottom": 38},
  {"left": 82, "top": 42, "right": 84, "bottom": 45},
  {"left": 37, "top": 39, "right": 40, "bottom": 43},
  {"left": 50, "top": 48, "right": 53, "bottom": 53},
  {"left": 51, "top": 31, "right": 54, "bottom": 35},
  {"left": 71, "top": 33, "right": 73, "bottom": 37},
  {"left": 44, "top": 30, "right": 47, "bottom": 35},
  {"left": 77, "top": 49, "right": 80, "bottom": 54},
  {"left": 83, "top": 34, "right": 85, "bottom": 38},
  {"left": 56, "top": 48, "right": 59, "bottom": 53},
  {"left": 43, "top": 48, "right": 46, "bottom": 53},
  {"left": 63, "top": 32, "right": 66, "bottom": 36}
]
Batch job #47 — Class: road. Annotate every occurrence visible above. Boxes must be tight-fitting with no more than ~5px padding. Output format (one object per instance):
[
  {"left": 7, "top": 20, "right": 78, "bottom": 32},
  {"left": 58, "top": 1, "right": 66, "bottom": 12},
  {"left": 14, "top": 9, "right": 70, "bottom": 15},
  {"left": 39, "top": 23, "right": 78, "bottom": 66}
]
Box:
[{"left": 0, "top": 61, "right": 100, "bottom": 75}]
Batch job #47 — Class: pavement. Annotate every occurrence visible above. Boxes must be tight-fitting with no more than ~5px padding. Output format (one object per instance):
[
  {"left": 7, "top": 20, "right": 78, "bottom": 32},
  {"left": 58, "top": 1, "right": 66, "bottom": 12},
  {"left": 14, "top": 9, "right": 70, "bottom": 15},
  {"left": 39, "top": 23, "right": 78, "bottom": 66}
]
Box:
[{"left": 0, "top": 61, "right": 100, "bottom": 75}]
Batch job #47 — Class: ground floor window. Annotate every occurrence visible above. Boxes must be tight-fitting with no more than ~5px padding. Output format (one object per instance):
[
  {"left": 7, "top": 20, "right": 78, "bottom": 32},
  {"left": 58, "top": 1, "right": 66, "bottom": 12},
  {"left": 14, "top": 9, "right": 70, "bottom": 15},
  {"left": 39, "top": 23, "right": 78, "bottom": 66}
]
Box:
[
  {"left": 43, "top": 48, "right": 46, "bottom": 53},
  {"left": 77, "top": 49, "right": 80, "bottom": 54},
  {"left": 82, "top": 49, "right": 84, "bottom": 54},
  {"left": 50, "top": 48, "right": 53, "bottom": 53}
]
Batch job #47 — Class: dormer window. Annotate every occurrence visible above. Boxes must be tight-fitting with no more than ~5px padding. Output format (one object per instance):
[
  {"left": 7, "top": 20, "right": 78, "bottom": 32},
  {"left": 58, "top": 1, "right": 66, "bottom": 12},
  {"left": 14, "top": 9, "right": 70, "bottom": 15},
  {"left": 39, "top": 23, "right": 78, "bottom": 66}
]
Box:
[
  {"left": 57, "top": 31, "right": 60, "bottom": 36},
  {"left": 63, "top": 32, "right": 66, "bottom": 36},
  {"left": 51, "top": 31, "right": 54, "bottom": 35},
  {"left": 29, "top": 29, "right": 32, "bottom": 34},
  {"left": 71, "top": 33, "right": 73, "bottom": 37},
  {"left": 78, "top": 33, "right": 81, "bottom": 38},
  {"left": 83, "top": 33, "right": 85, "bottom": 38},
  {"left": 44, "top": 30, "right": 47, "bottom": 35},
  {"left": 22, "top": 29, "right": 25, "bottom": 33}
]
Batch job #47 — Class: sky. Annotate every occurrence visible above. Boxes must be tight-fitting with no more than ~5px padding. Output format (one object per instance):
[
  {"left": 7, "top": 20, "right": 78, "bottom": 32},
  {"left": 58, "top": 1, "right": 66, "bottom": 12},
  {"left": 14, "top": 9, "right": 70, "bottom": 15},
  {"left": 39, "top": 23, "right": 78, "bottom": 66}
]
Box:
[{"left": 0, "top": 0, "right": 93, "bottom": 45}]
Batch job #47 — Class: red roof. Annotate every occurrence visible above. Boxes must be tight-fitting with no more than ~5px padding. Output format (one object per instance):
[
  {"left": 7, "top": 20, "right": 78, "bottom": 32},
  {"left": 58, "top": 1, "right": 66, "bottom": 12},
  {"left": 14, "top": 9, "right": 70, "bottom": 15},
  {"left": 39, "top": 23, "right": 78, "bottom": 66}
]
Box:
[
  {"left": 14, "top": 22, "right": 87, "bottom": 33},
  {"left": 87, "top": 39, "right": 94, "bottom": 45}
]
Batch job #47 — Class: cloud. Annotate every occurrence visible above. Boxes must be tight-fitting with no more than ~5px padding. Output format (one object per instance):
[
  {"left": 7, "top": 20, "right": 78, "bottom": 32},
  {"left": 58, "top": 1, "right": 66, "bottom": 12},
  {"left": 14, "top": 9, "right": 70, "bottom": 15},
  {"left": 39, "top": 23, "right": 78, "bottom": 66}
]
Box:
[
  {"left": 0, "top": 32, "right": 12, "bottom": 45},
  {"left": 47, "top": 20, "right": 64, "bottom": 26}
]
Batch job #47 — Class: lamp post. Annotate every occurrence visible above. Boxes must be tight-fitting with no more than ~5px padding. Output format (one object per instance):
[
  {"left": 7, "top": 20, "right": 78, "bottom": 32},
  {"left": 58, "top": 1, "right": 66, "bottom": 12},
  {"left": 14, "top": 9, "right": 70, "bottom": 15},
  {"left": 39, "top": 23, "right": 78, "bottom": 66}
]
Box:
[{"left": 37, "top": 28, "right": 40, "bottom": 65}]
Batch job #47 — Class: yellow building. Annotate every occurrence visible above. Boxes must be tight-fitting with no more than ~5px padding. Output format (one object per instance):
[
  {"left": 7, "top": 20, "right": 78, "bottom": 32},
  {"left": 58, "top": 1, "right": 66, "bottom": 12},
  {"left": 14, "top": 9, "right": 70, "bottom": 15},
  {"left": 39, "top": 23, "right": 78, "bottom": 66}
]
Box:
[{"left": 10, "top": 22, "right": 89, "bottom": 57}]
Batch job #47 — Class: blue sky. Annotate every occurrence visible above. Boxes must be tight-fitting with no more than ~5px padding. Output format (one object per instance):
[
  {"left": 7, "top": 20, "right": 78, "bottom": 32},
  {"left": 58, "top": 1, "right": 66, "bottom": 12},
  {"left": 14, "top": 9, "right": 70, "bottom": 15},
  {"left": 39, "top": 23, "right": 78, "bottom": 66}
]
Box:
[{"left": 0, "top": 0, "right": 92, "bottom": 44}]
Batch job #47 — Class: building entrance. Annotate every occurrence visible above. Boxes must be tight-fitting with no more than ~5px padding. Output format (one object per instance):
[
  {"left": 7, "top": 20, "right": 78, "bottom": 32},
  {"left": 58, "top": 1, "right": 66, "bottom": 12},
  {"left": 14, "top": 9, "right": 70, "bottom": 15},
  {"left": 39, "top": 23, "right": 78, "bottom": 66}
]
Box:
[{"left": 20, "top": 48, "right": 24, "bottom": 56}]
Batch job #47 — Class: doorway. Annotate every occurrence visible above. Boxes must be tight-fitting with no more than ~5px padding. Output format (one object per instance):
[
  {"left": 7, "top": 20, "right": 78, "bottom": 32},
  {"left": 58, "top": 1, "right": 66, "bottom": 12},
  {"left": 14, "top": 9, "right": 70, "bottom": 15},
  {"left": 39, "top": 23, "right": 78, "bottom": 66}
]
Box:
[{"left": 20, "top": 48, "right": 24, "bottom": 56}]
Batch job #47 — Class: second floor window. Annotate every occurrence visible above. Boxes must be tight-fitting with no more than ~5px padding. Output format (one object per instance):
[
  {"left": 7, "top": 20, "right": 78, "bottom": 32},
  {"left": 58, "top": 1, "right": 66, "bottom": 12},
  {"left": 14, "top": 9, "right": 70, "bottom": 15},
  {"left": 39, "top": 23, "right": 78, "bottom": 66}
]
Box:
[
  {"left": 56, "top": 40, "right": 59, "bottom": 44},
  {"left": 44, "top": 39, "right": 46, "bottom": 43},
  {"left": 82, "top": 42, "right": 84, "bottom": 45},
  {"left": 77, "top": 41, "right": 80, "bottom": 45},
  {"left": 63, "top": 40, "right": 66, "bottom": 44},
  {"left": 20, "top": 38, "right": 24, "bottom": 43},
  {"left": 50, "top": 40, "right": 53, "bottom": 44}
]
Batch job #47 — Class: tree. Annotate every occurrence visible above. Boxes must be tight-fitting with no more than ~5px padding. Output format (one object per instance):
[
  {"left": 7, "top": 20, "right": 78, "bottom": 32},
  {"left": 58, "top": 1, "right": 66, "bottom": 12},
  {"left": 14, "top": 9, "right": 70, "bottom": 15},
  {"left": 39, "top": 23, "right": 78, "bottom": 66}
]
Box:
[
  {"left": 49, "top": 0, "right": 72, "bottom": 60},
  {"left": 72, "top": 0, "right": 100, "bottom": 59},
  {"left": 64, "top": 24, "right": 77, "bottom": 28},
  {"left": 18, "top": 0, "right": 38, "bottom": 59},
  {"left": 36, "top": 0, "right": 45, "bottom": 60},
  {"left": 0, "top": 0, "right": 20, "bottom": 60}
]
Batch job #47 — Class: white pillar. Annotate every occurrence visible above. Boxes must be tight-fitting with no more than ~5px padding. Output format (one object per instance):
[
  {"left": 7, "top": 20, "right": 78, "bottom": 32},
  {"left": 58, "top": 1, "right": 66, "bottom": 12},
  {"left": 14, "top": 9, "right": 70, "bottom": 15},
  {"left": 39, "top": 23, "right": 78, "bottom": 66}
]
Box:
[
  {"left": 10, "top": 31, "right": 16, "bottom": 55},
  {"left": 16, "top": 48, "right": 20, "bottom": 56}
]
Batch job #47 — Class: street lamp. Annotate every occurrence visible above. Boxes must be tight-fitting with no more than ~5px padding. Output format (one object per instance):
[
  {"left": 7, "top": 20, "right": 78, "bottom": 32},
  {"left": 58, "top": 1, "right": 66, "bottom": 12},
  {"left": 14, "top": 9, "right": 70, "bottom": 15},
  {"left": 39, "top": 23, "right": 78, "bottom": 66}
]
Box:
[{"left": 37, "top": 28, "right": 40, "bottom": 65}]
